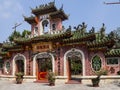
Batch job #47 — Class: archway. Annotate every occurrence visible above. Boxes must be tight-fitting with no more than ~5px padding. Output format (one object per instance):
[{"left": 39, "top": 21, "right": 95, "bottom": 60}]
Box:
[
  {"left": 68, "top": 56, "right": 82, "bottom": 80},
  {"left": 33, "top": 52, "right": 55, "bottom": 80},
  {"left": 64, "top": 48, "right": 85, "bottom": 80},
  {"left": 12, "top": 54, "right": 26, "bottom": 76},
  {"left": 15, "top": 60, "right": 24, "bottom": 73},
  {"left": 40, "top": 19, "right": 50, "bottom": 35}
]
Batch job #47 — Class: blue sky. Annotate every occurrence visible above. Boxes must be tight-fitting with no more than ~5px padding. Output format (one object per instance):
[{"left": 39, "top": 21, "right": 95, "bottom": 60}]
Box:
[{"left": 0, "top": 0, "right": 120, "bottom": 43}]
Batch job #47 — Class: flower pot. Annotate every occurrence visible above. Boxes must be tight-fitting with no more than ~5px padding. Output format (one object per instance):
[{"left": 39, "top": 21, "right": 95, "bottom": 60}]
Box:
[
  {"left": 15, "top": 72, "right": 24, "bottom": 84},
  {"left": 16, "top": 78, "right": 23, "bottom": 84},
  {"left": 47, "top": 70, "right": 56, "bottom": 86},
  {"left": 49, "top": 82, "right": 55, "bottom": 86},
  {"left": 91, "top": 78, "right": 100, "bottom": 87}
]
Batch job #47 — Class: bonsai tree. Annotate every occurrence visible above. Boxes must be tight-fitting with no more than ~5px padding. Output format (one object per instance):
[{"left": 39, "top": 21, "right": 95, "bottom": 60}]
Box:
[
  {"left": 47, "top": 70, "right": 56, "bottom": 86},
  {"left": 15, "top": 72, "right": 24, "bottom": 84},
  {"left": 91, "top": 69, "right": 108, "bottom": 87}
]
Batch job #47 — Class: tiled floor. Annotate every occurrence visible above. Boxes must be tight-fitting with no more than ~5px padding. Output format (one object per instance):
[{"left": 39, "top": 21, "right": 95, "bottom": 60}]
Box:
[{"left": 0, "top": 80, "right": 120, "bottom": 90}]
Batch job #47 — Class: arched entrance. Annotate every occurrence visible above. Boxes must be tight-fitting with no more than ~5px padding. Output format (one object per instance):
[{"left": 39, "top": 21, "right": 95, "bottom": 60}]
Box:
[
  {"left": 15, "top": 60, "right": 24, "bottom": 73},
  {"left": 68, "top": 56, "right": 82, "bottom": 80},
  {"left": 33, "top": 52, "right": 55, "bottom": 80},
  {"left": 40, "top": 19, "right": 50, "bottom": 35},
  {"left": 13, "top": 54, "right": 26, "bottom": 76},
  {"left": 64, "top": 48, "right": 85, "bottom": 80}
]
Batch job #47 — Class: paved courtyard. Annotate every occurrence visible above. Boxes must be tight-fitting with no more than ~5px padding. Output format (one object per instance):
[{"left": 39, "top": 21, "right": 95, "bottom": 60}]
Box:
[{"left": 0, "top": 80, "right": 120, "bottom": 90}]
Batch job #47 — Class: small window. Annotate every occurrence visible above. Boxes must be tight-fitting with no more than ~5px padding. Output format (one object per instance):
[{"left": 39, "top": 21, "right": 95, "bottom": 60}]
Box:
[
  {"left": 34, "top": 27, "right": 38, "bottom": 34},
  {"left": 42, "top": 19, "right": 49, "bottom": 33},
  {"left": 52, "top": 23, "right": 56, "bottom": 30},
  {"left": 92, "top": 55, "right": 102, "bottom": 71},
  {"left": 6, "top": 61, "right": 10, "bottom": 73},
  {"left": 107, "top": 58, "right": 118, "bottom": 65}
]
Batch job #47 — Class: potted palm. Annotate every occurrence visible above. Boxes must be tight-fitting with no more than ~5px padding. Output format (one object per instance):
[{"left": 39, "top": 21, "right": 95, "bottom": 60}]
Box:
[
  {"left": 92, "top": 69, "right": 108, "bottom": 87},
  {"left": 91, "top": 75, "right": 100, "bottom": 87},
  {"left": 15, "top": 72, "right": 24, "bottom": 84},
  {"left": 47, "top": 70, "right": 56, "bottom": 86}
]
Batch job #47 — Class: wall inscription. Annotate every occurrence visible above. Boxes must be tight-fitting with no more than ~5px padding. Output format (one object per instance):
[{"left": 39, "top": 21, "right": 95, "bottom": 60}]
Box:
[{"left": 32, "top": 42, "right": 52, "bottom": 52}]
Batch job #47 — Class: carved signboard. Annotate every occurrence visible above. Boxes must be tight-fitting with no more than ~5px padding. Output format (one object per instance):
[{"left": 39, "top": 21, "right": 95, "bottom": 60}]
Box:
[{"left": 32, "top": 42, "right": 53, "bottom": 52}]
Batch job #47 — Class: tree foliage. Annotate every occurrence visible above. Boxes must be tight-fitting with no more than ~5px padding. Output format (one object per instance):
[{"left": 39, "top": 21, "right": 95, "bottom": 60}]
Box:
[
  {"left": 9, "top": 30, "right": 21, "bottom": 42},
  {"left": 113, "top": 27, "right": 120, "bottom": 40},
  {"left": 22, "top": 30, "right": 31, "bottom": 38},
  {"left": 8, "top": 30, "right": 31, "bottom": 42},
  {"left": 70, "top": 58, "right": 82, "bottom": 75}
]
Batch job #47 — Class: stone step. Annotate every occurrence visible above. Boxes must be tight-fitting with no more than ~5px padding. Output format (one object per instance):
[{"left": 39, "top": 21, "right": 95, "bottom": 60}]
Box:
[
  {"left": 65, "top": 80, "right": 81, "bottom": 84},
  {"left": 34, "top": 80, "right": 48, "bottom": 83}
]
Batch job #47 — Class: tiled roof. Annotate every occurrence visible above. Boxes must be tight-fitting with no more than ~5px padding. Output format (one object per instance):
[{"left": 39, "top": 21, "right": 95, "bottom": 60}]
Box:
[
  {"left": 87, "top": 38, "right": 115, "bottom": 48},
  {"left": 50, "top": 10, "right": 68, "bottom": 21},
  {"left": 105, "top": 49, "right": 120, "bottom": 57},
  {"left": 14, "top": 30, "right": 72, "bottom": 44},
  {"left": 24, "top": 16, "right": 36, "bottom": 24},
  {"left": 32, "top": 2, "right": 57, "bottom": 15},
  {"left": 63, "top": 30, "right": 96, "bottom": 43},
  {"left": 0, "top": 48, "right": 7, "bottom": 55}
]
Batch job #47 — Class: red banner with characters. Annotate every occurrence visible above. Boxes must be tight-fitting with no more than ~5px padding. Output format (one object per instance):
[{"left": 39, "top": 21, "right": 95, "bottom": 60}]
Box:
[{"left": 38, "top": 72, "right": 47, "bottom": 80}]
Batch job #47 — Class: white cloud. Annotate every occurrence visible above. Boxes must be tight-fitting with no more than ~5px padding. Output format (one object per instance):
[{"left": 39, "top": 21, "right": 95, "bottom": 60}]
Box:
[{"left": 0, "top": 0, "right": 24, "bottom": 19}]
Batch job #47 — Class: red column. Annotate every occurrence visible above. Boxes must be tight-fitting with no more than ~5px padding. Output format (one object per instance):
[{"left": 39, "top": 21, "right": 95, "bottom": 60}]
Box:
[{"left": 67, "top": 60, "right": 71, "bottom": 80}]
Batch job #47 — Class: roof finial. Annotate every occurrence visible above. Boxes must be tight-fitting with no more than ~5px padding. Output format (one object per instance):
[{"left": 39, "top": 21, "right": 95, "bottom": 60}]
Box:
[
  {"left": 29, "top": 7, "right": 33, "bottom": 10},
  {"left": 53, "top": 0, "right": 55, "bottom": 4},
  {"left": 60, "top": 4, "right": 63, "bottom": 10},
  {"left": 102, "top": 23, "right": 105, "bottom": 27}
]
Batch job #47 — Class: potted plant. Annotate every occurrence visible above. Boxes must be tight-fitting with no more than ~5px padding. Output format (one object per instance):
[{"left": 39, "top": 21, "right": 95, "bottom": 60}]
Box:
[
  {"left": 117, "top": 70, "right": 120, "bottom": 75},
  {"left": 47, "top": 70, "right": 56, "bottom": 86},
  {"left": 15, "top": 72, "right": 24, "bottom": 84},
  {"left": 91, "top": 69, "right": 108, "bottom": 87},
  {"left": 91, "top": 75, "right": 100, "bottom": 87}
]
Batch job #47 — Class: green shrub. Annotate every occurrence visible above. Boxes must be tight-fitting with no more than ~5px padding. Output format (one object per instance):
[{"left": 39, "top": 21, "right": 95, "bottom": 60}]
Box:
[
  {"left": 15, "top": 72, "right": 24, "bottom": 84},
  {"left": 47, "top": 70, "right": 55, "bottom": 85},
  {"left": 95, "top": 69, "right": 108, "bottom": 76}
]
